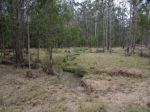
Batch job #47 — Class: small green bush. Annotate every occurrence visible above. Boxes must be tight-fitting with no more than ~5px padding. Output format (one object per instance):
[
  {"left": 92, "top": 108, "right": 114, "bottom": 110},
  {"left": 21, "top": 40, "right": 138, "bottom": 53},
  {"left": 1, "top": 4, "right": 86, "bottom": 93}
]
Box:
[
  {"left": 74, "top": 67, "right": 87, "bottom": 77},
  {"left": 62, "top": 65, "right": 78, "bottom": 73},
  {"left": 73, "top": 48, "right": 89, "bottom": 53},
  {"left": 62, "top": 65, "right": 87, "bottom": 77}
]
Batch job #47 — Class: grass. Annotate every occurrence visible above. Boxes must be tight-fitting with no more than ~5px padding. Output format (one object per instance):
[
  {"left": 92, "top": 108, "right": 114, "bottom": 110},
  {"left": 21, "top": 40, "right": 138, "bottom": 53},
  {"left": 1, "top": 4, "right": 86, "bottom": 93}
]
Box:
[
  {"left": 127, "top": 105, "right": 150, "bottom": 112},
  {"left": 1, "top": 47, "right": 149, "bottom": 112},
  {"left": 75, "top": 48, "right": 150, "bottom": 73},
  {"left": 79, "top": 102, "right": 106, "bottom": 112},
  {"left": 29, "top": 47, "right": 150, "bottom": 77}
]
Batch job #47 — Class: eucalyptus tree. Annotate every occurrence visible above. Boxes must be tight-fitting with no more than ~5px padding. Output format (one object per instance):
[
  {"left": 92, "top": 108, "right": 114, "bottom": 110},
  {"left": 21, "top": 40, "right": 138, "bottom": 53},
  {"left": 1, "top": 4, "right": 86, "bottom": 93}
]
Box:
[
  {"left": 102, "top": 0, "right": 114, "bottom": 51},
  {"left": 14, "top": 0, "right": 26, "bottom": 64},
  {"left": 115, "top": 1, "right": 128, "bottom": 47}
]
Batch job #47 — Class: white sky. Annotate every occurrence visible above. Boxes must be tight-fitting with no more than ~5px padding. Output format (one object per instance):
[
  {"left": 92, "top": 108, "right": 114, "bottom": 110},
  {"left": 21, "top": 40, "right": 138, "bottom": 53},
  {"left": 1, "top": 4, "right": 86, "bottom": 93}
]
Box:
[
  {"left": 75, "top": 0, "right": 130, "bottom": 17},
  {"left": 75, "top": 0, "right": 94, "bottom": 2},
  {"left": 75, "top": 0, "right": 127, "bottom": 6},
  {"left": 74, "top": 0, "right": 130, "bottom": 20}
]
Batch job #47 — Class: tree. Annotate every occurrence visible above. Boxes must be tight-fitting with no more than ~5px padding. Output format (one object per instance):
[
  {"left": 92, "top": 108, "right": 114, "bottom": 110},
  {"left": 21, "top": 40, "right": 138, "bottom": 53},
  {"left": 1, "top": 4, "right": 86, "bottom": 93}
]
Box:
[{"left": 14, "top": 0, "right": 25, "bottom": 64}]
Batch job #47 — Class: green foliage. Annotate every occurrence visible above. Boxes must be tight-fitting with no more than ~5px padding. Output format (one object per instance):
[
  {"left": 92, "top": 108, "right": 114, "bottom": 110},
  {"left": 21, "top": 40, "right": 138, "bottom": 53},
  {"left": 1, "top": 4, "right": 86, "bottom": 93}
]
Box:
[
  {"left": 62, "top": 65, "right": 87, "bottom": 77},
  {"left": 73, "top": 47, "right": 90, "bottom": 54},
  {"left": 61, "top": 51, "right": 87, "bottom": 77},
  {"left": 62, "top": 65, "right": 78, "bottom": 73},
  {"left": 74, "top": 67, "right": 87, "bottom": 77},
  {"left": 138, "top": 13, "right": 149, "bottom": 27},
  {"left": 0, "top": 11, "right": 13, "bottom": 48}
]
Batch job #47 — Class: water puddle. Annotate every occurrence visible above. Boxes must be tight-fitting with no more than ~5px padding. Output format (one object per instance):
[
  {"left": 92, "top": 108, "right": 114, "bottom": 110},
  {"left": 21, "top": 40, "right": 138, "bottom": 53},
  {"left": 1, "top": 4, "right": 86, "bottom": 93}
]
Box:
[{"left": 53, "top": 65, "right": 81, "bottom": 89}]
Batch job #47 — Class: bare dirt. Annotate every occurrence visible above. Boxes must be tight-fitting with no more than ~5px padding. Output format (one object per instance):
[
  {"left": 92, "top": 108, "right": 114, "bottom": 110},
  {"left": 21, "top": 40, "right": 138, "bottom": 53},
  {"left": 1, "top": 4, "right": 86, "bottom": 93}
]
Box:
[{"left": 81, "top": 72, "right": 150, "bottom": 107}]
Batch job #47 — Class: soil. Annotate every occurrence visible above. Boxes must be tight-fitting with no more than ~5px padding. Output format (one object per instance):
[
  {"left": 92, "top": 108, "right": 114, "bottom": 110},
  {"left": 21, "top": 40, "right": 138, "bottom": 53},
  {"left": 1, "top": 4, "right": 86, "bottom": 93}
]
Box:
[{"left": 81, "top": 73, "right": 150, "bottom": 107}]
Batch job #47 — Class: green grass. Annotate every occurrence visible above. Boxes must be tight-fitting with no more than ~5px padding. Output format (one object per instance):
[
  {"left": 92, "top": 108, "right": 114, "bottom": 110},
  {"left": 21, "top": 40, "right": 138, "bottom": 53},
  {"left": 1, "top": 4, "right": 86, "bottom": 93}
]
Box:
[
  {"left": 76, "top": 48, "right": 150, "bottom": 71},
  {"left": 30, "top": 47, "right": 150, "bottom": 76}
]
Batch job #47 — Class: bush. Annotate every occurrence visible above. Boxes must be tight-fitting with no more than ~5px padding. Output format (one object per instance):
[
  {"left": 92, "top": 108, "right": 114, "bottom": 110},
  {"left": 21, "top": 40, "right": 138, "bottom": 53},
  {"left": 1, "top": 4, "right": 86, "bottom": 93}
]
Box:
[
  {"left": 62, "top": 65, "right": 87, "bottom": 77},
  {"left": 62, "top": 65, "right": 78, "bottom": 73},
  {"left": 73, "top": 47, "right": 89, "bottom": 53},
  {"left": 68, "top": 55, "right": 76, "bottom": 61},
  {"left": 74, "top": 67, "right": 87, "bottom": 77}
]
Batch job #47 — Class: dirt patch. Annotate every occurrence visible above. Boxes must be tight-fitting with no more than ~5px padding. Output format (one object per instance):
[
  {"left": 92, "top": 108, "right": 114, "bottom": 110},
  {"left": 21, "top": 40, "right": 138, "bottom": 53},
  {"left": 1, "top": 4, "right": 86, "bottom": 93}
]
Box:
[
  {"left": 81, "top": 74, "right": 150, "bottom": 106},
  {"left": 81, "top": 78, "right": 111, "bottom": 92},
  {"left": 93, "top": 68, "right": 143, "bottom": 78},
  {"left": 25, "top": 69, "right": 45, "bottom": 79}
]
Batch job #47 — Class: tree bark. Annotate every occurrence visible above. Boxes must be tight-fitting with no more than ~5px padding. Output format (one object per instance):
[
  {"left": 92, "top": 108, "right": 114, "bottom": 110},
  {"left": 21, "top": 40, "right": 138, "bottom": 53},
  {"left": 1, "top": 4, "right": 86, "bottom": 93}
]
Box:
[
  {"left": 27, "top": 16, "right": 31, "bottom": 69},
  {"left": 46, "top": 0, "right": 54, "bottom": 75},
  {"left": 15, "top": 0, "right": 24, "bottom": 64}
]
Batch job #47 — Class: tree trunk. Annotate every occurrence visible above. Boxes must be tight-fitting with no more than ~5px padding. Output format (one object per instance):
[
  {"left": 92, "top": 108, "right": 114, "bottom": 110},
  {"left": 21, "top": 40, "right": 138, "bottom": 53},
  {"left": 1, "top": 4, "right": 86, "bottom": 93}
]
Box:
[
  {"left": 102, "top": 0, "right": 105, "bottom": 52},
  {"left": 109, "top": 14, "right": 112, "bottom": 53},
  {"left": 37, "top": 38, "right": 40, "bottom": 62},
  {"left": 47, "top": 46, "right": 54, "bottom": 75},
  {"left": 15, "top": 0, "right": 24, "bottom": 64},
  {"left": 95, "top": 17, "right": 97, "bottom": 37},
  {"left": 27, "top": 17, "right": 31, "bottom": 69},
  {"left": 46, "top": 0, "right": 54, "bottom": 75}
]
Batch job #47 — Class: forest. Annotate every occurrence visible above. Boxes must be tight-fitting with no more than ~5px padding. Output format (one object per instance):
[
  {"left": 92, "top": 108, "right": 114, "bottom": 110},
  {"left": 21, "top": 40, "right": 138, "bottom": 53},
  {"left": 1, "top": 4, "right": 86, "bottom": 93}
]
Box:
[{"left": 0, "top": 0, "right": 150, "bottom": 112}]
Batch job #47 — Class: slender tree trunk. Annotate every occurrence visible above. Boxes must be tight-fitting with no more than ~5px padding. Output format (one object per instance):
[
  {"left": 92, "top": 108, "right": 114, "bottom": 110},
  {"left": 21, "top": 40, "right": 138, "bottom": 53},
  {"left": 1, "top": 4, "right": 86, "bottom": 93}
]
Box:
[
  {"left": 102, "top": 0, "right": 105, "bottom": 52},
  {"left": 105, "top": 1, "right": 109, "bottom": 50},
  {"left": 109, "top": 0, "right": 113, "bottom": 53},
  {"left": 0, "top": 32, "right": 4, "bottom": 62},
  {"left": 27, "top": 17, "right": 31, "bottom": 69},
  {"left": 2, "top": 34, "right": 5, "bottom": 59},
  {"left": 105, "top": 17, "right": 108, "bottom": 50},
  {"left": 46, "top": 0, "right": 54, "bottom": 75},
  {"left": 15, "top": 0, "right": 24, "bottom": 64},
  {"left": 140, "top": 26, "right": 144, "bottom": 56},
  {"left": 95, "top": 17, "right": 97, "bottom": 37},
  {"left": 47, "top": 43, "right": 54, "bottom": 74},
  {"left": 148, "top": 5, "right": 150, "bottom": 64},
  {"left": 37, "top": 38, "right": 40, "bottom": 62},
  {"left": 109, "top": 14, "right": 112, "bottom": 53}
]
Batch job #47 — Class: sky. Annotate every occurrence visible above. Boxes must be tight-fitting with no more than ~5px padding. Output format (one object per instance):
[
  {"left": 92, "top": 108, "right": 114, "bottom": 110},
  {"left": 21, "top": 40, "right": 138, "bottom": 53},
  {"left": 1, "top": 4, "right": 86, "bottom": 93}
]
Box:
[
  {"left": 75, "top": 0, "right": 127, "bottom": 7},
  {"left": 74, "top": 0, "right": 130, "bottom": 18},
  {"left": 75, "top": 0, "right": 94, "bottom": 2},
  {"left": 74, "top": 0, "right": 130, "bottom": 12}
]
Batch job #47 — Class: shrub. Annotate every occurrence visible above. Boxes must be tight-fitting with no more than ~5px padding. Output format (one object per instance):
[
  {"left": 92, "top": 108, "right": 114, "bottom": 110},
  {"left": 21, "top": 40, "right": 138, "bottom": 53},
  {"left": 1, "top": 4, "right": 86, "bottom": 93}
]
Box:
[
  {"left": 74, "top": 67, "right": 87, "bottom": 77},
  {"left": 62, "top": 65, "right": 78, "bottom": 73}
]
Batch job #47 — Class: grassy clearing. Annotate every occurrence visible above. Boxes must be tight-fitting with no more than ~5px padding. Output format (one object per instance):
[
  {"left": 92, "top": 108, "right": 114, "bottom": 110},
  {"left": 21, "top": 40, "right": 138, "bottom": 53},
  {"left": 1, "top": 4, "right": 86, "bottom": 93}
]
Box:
[
  {"left": 30, "top": 47, "right": 150, "bottom": 77},
  {"left": 1, "top": 47, "right": 149, "bottom": 112},
  {"left": 75, "top": 48, "right": 150, "bottom": 75},
  {"left": 29, "top": 47, "right": 150, "bottom": 78}
]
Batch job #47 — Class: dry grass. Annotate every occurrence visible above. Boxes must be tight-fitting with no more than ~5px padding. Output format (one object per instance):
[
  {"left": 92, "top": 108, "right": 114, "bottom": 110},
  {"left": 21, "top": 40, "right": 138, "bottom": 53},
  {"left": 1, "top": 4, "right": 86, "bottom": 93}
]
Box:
[
  {"left": 75, "top": 48, "right": 150, "bottom": 76},
  {"left": 0, "top": 47, "right": 150, "bottom": 112},
  {"left": 0, "top": 65, "right": 105, "bottom": 112}
]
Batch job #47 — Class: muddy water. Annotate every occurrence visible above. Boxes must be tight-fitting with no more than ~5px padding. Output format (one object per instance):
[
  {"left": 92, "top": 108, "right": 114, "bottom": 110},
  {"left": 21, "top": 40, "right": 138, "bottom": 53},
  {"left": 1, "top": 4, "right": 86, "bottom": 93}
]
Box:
[{"left": 54, "top": 66, "right": 81, "bottom": 89}]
